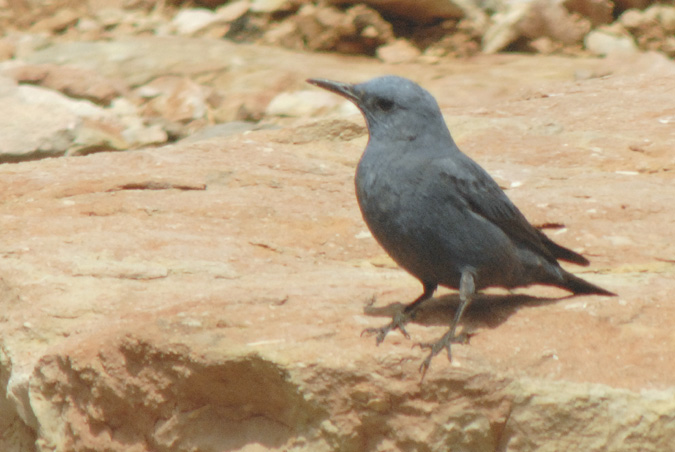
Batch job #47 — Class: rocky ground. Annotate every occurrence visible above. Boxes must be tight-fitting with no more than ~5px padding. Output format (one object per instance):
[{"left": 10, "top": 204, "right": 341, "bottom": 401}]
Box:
[{"left": 1, "top": 1, "right": 675, "bottom": 452}]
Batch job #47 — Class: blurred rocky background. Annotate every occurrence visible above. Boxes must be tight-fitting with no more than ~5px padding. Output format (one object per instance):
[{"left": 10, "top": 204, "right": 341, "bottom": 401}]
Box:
[
  {"left": 1, "top": 1, "right": 674, "bottom": 451},
  {"left": 0, "top": 0, "right": 673, "bottom": 160}
]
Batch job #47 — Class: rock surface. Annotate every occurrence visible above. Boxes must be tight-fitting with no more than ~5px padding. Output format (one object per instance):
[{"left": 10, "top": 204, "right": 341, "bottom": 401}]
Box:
[
  {"left": 0, "top": 33, "right": 674, "bottom": 451},
  {"left": 1, "top": 1, "right": 675, "bottom": 451},
  {"left": 584, "top": 27, "right": 639, "bottom": 56}
]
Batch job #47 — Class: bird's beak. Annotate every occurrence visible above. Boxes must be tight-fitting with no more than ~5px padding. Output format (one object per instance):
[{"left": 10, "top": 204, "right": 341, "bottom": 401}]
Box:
[{"left": 306, "top": 78, "right": 359, "bottom": 103}]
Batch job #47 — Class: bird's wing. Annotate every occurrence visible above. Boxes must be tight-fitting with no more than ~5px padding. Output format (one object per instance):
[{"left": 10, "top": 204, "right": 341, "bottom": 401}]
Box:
[{"left": 436, "top": 157, "right": 588, "bottom": 265}]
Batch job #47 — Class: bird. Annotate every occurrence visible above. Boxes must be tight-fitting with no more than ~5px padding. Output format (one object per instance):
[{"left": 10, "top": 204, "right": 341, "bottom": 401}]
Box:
[{"left": 306, "top": 75, "right": 615, "bottom": 375}]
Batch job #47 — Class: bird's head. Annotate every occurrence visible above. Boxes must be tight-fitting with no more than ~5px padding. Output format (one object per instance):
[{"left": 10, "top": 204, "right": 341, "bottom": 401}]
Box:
[{"left": 307, "top": 76, "right": 449, "bottom": 143}]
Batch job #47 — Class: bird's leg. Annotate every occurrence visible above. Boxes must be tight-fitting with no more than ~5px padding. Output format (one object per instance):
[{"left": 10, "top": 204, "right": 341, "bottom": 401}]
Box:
[
  {"left": 362, "top": 282, "right": 437, "bottom": 345},
  {"left": 417, "top": 270, "right": 476, "bottom": 377}
]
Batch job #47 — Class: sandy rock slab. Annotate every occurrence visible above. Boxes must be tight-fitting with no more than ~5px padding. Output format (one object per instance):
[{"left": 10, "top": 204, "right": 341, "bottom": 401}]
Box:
[{"left": 0, "top": 69, "right": 674, "bottom": 451}]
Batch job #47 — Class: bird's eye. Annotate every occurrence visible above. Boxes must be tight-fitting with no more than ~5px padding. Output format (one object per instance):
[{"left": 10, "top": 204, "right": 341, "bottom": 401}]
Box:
[{"left": 376, "top": 98, "right": 394, "bottom": 112}]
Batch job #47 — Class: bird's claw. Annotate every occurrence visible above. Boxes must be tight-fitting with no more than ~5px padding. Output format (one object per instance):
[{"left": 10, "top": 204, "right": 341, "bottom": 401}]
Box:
[
  {"left": 361, "top": 311, "right": 411, "bottom": 345},
  {"left": 415, "top": 331, "right": 471, "bottom": 377}
]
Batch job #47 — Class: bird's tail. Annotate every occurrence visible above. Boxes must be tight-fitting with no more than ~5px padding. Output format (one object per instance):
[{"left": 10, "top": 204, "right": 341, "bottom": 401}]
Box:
[
  {"left": 562, "top": 271, "right": 616, "bottom": 296},
  {"left": 537, "top": 230, "right": 590, "bottom": 266}
]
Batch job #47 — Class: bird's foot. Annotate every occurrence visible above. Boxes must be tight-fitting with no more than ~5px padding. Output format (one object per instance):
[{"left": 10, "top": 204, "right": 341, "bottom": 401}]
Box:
[
  {"left": 361, "top": 311, "right": 412, "bottom": 345},
  {"left": 415, "top": 330, "right": 471, "bottom": 378}
]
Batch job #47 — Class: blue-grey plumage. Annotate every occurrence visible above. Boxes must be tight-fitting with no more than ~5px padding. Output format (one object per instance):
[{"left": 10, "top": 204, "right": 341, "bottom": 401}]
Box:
[{"left": 307, "top": 75, "right": 614, "bottom": 375}]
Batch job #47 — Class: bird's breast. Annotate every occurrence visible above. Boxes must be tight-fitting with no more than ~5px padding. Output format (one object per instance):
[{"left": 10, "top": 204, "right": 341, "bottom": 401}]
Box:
[
  {"left": 355, "top": 158, "right": 408, "bottom": 226},
  {"left": 354, "top": 155, "right": 434, "bottom": 253}
]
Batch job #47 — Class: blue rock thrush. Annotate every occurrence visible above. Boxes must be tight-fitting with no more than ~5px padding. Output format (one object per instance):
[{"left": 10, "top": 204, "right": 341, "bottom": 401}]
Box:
[{"left": 307, "top": 75, "right": 615, "bottom": 374}]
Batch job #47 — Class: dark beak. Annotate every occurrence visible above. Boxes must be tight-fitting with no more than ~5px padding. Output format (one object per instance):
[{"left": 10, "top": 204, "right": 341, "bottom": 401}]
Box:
[{"left": 306, "top": 78, "right": 359, "bottom": 103}]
